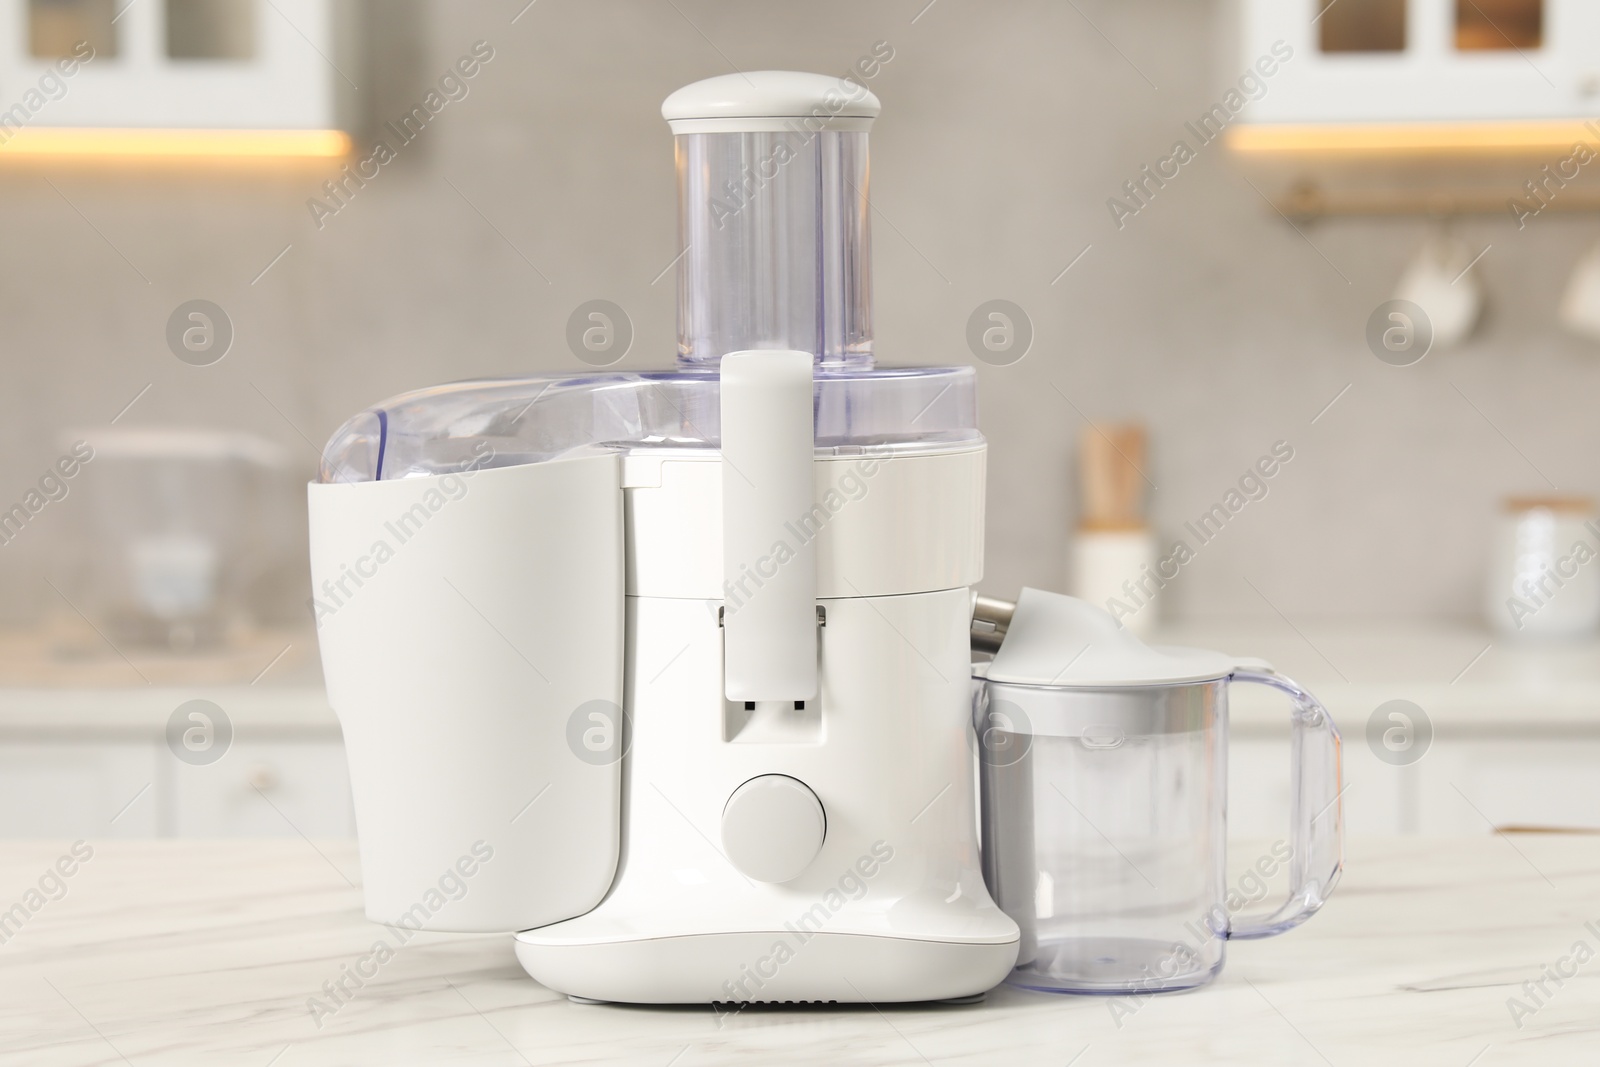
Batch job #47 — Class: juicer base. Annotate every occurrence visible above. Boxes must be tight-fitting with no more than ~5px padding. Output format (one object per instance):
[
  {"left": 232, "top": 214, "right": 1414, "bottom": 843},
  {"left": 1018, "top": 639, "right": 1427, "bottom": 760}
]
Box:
[{"left": 514, "top": 929, "right": 1019, "bottom": 1005}]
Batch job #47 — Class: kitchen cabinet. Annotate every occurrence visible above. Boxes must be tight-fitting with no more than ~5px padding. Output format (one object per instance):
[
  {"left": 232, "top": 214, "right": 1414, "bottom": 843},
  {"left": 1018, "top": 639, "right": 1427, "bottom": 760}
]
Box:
[
  {"left": 167, "top": 740, "right": 354, "bottom": 838},
  {"left": 1232, "top": 734, "right": 1600, "bottom": 844},
  {"left": 1236, "top": 0, "right": 1600, "bottom": 125},
  {"left": 0, "top": 0, "right": 356, "bottom": 146},
  {"left": 0, "top": 741, "right": 159, "bottom": 837},
  {"left": 1170, "top": 621, "right": 1600, "bottom": 843},
  {"left": 1229, "top": 735, "right": 1414, "bottom": 839},
  {"left": 0, "top": 684, "right": 349, "bottom": 839},
  {"left": 4, "top": 723, "right": 1591, "bottom": 841},
  {"left": 0, "top": 736, "right": 353, "bottom": 839},
  {"left": 1230, "top": 0, "right": 1600, "bottom": 214},
  {"left": 3, "top": 620, "right": 1600, "bottom": 840},
  {"left": 1415, "top": 737, "right": 1600, "bottom": 833}
]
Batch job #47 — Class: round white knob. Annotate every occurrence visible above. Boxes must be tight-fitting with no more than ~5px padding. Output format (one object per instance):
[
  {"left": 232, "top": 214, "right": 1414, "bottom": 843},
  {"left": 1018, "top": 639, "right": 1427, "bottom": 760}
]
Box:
[{"left": 720, "top": 774, "right": 826, "bottom": 883}]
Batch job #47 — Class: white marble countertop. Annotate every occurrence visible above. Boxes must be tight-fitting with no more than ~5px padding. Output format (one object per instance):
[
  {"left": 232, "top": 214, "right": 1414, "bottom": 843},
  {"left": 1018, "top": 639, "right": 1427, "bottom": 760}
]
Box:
[{"left": 2, "top": 836, "right": 1596, "bottom": 1065}]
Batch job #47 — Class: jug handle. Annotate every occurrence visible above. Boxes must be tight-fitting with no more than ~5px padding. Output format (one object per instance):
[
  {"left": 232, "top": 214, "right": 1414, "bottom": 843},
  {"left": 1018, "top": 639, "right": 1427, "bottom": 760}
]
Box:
[{"left": 1225, "top": 667, "right": 1345, "bottom": 941}]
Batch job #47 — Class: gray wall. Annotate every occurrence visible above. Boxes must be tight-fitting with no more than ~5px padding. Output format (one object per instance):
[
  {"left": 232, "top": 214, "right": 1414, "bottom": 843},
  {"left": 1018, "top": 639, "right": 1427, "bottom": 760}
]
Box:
[{"left": 3, "top": 0, "right": 1596, "bottom": 625}]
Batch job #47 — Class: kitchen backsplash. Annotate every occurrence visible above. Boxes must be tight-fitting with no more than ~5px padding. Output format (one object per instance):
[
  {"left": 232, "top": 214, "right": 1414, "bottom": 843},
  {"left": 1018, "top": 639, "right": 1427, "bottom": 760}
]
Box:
[{"left": 2, "top": 0, "right": 1597, "bottom": 626}]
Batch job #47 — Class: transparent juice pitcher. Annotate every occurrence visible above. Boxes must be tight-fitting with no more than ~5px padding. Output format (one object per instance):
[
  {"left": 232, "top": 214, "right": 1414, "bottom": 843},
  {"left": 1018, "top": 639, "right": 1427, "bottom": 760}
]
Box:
[{"left": 974, "top": 589, "right": 1343, "bottom": 994}]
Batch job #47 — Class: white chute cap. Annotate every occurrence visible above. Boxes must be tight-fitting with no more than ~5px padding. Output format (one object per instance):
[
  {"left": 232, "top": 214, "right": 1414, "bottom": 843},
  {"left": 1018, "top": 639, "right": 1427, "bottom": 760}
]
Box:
[
  {"left": 987, "top": 588, "right": 1240, "bottom": 688},
  {"left": 662, "top": 71, "right": 880, "bottom": 134}
]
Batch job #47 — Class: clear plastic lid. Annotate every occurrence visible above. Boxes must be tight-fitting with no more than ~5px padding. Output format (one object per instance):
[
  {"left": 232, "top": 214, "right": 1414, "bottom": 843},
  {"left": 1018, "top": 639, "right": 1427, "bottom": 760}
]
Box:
[
  {"left": 317, "top": 73, "right": 968, "bottom": 486},
  {"left": 318, "top": 366, "right": 978, "bottom": 483}
]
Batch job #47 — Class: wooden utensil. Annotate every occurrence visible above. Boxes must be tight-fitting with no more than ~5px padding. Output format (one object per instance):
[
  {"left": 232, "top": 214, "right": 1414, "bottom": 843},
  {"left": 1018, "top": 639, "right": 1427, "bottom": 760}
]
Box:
[{"left": 1079, "top": 423, "right": 1147, "bottom": 530}]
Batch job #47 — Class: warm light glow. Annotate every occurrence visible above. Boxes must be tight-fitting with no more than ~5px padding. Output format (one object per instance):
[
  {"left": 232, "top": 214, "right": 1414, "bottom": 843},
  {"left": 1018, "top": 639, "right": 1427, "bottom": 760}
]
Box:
[
  {"left": 0, "top": 127, "right": 352, "bottom": 159},
  {"left": 1226, "top": 120, "right": 1600, "bottom": 156}
]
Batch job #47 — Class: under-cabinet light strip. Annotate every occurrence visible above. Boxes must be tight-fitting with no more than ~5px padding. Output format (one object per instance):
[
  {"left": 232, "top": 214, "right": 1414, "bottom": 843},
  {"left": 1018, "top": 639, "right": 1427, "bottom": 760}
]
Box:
[
  {"left": 0, "top": 127, "right": 352, "bottom": 159},
  {"left": 1227, "top": 120, "right": 1600, "bottom": 155}
]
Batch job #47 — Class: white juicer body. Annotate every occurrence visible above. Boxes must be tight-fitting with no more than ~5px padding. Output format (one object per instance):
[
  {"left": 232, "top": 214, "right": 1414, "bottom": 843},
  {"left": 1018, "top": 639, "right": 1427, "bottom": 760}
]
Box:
[
  {"left": 309, "top": 70, "right": 1019, "bottom": 1005},
  {"left": 514, "top": 445, "right": 1019, "bottom": 1003}
]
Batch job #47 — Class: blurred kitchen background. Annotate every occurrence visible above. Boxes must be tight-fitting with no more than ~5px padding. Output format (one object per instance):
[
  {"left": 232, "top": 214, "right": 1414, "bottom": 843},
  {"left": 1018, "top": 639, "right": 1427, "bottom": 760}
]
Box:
[{"left": 3, "top": 0, "right": 1598, "bottom": 841}]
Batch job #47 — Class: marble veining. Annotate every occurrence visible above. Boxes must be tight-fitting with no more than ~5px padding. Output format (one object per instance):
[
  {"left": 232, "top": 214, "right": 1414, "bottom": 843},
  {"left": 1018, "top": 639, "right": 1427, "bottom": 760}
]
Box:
[{"left": 1, "top": 837, "right": 1597, "bottom": 1065}]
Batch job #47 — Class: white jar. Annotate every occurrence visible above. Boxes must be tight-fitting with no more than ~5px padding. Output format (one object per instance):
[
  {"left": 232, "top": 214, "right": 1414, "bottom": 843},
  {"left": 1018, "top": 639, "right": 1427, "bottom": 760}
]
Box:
[
  {"left": 1069, "top": 526, "right": 1159, "bottom": 637},
  {"left": 1485, "top": 497, "right": 1600, "bottom": 639}
]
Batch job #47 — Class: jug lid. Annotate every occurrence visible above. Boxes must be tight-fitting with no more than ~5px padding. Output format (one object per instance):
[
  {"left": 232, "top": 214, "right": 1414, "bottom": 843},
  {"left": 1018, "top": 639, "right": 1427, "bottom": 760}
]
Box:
[{"left": 986, "top": 588, "right": 1237, "bottom": 687}]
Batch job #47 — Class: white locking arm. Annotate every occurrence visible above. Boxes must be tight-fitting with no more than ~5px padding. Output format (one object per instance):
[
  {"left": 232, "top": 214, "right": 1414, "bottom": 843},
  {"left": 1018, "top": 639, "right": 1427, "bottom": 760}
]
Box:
[{"left": 720, "top": 349, "right": 817, "bottom": 701}]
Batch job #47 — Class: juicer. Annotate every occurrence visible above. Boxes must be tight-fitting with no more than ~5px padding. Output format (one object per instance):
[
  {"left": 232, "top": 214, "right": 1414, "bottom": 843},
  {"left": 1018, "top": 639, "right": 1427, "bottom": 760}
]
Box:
[{"left": 309, "top": 71, "right": 1021, "bottom": 1004}]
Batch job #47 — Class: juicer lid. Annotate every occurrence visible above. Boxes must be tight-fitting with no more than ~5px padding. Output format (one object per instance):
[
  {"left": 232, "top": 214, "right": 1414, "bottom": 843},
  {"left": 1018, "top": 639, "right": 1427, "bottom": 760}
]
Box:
[
  {"left": 986, "top": 588, "right": 1239, "bottom": 688},
  {"left": 662, "top": 71, "right": 880, "bottom": 134}
]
